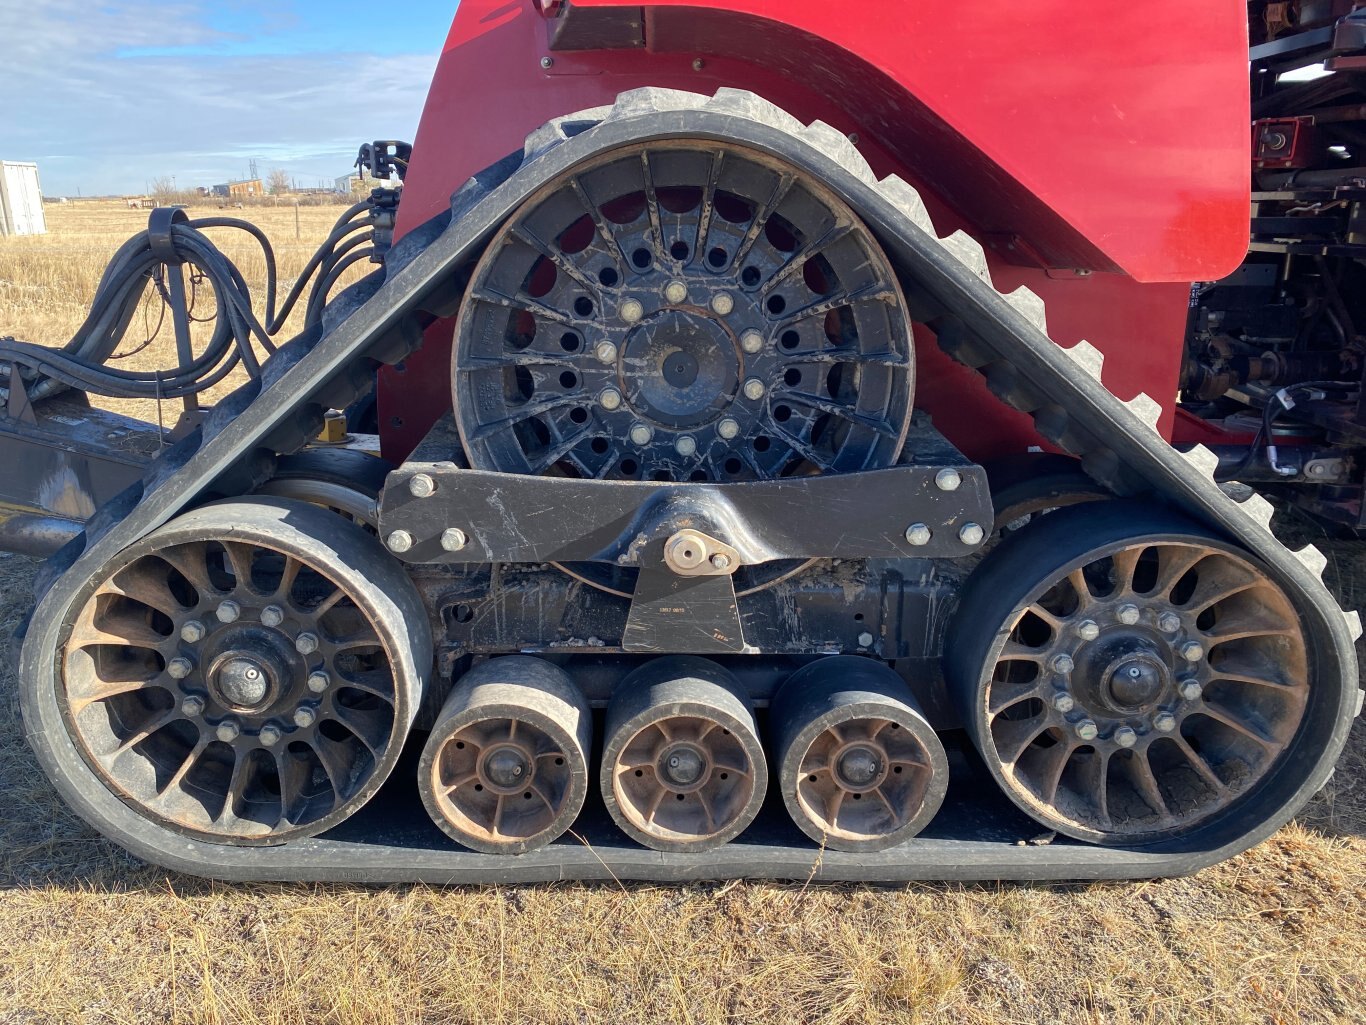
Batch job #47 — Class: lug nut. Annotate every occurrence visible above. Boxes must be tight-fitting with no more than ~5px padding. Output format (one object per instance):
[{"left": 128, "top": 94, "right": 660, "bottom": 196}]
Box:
[
  {"left": 386, "top": 530, "right": 414, "bottom": 553},
  {"left": 905, "top": 523, "right": 932, "bottom": 546},
  {"left": 934, "top": 468, "right": 962, "bottom": 492},
  {"left": 1114, "top": 726, "right": 1138, "bottom": 748},
  {"left": 717, "top": 418, "right": 740, "bottom": 440},
  {"left": 258, "top": 724, "right": 282, "bottom": 747},
  {"left": 216, "top": 719, "right": 241, "bottom": 744},
  {"left": 180, "top": 620, "right": 206, "bottom": 644},
  {"left": 619, "top": 299, "right": 644, "bottom": 324},
  {"left": 1051, "top": 653, "right": 1074, "bottom": 674},
  {"left": 260, "top": 605, "right": 284, "bottom": 628},
  {"left": 1179, "top": 679, "right": 1204, "bottom": 702},
  {"left": 293, "top": 706, "right": 317, "bottom": 729},
  {"left": 742, "top": 378, "right": 766, "bottom": 401},
  {"left": 1154, "top": 711, "right": 1177, "bottom": 733},
  {"left": 1077, "top": 619, "right": 1100, "bottom": 641},
  {"left": 710, "top": 553, "right": 732, "bottom": 571},
  {"left": 167, "top": 657, "right": 194, "bottom": 680},
  {"left": 408, "top": 473, "right": 437, "bottom": 498},
  {"left": 216, "top": 600, "right": 241, "bottom": 624},
  {"left": 594, "top": 341, "right": 618, "bottom": 365},
  {"left": 857, "top": 631, "right": 875, "bottom": 648},
  {"left": 440, "top": 528, "right": 468, "bottom": 552},
  {"left": 628, "top": 423, "right": 653, "bottom": 446},
  {"left": 295, "top": 632, "right": 319, "bottom": 655},
  {"left": 181, "top": 695, "right": 206, "bottom": 717},
  {"left": 958, "top": 522, "right": 985, "bottom": 546},
  {"left": 675, "top": 435, "right": 697, "bottom": 457},
  {"left": 740, "top": 330, "right": 764, "bottom": 354},
  {"left": 711, "top": 292, "right": 734, "bottom": 316},
  {"left": 307, "top": 671, "right": 330, "bottom": 694},
  {"left": 1116, "top": 603, "right": 1141, "bottom": 626},
  {"left": 599, "top": 388, "right": 623, "bottom": 411},
  {"left": 1180, "top": 641, "right": 1205, "bottom": 662},
  {"left": 1157, "top": 612, "right": 1181, "bottom": 634},
  {"left": 664, "top": 280, "right": 688, "bottom": 304},
  {"left": 1075, "top": 719, "right": 1099, "bottom": 741},
  {"left": 1052, "top": 692, "right": 1076, "bottom": 713}
]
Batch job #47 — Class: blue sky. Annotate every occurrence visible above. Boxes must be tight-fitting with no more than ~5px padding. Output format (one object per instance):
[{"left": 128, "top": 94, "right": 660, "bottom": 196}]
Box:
[{"left": 0, "top": 1, "right": 456, "bottom": 196}]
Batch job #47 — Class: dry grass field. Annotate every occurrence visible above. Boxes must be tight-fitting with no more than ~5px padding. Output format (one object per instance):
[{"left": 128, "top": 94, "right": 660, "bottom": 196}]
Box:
[{"left": 0, "top": 204, "right": 1364, "bottom": 1024}]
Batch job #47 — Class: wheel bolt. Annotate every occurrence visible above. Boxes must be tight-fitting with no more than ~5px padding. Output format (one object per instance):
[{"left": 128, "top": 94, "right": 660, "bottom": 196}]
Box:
[
  {"left": 293, "top": 706, "right": 317, "bottom": 729},
  {"left": 594, "top": 341, "right": 618, "bottom": 365},
  {"left": 710, "top": 553, "right": 732, "bottom": 571},
  {"left": 181, "top": 695, "right": 205, "bottom": 717},
  {"left": 1158, "top": 612, "right": 1181, "bottom": 634},
  {"left": 629, "top": 423, "right": 653, "bottom": 446},
  {"left": 743, "top": 378, "right": 765, "bottom": 401},
  {"left": 408, "top": 473, "right": 437, "bottom": 498},
  {"left": 1180, "top": 641, "right": 1205, "bottom": 662},
  {"left": 216, "top": 719, "right": 241, "bottom": 743},
  {"left": 599, "top": 388, "right": 623, "bottom": 411},
  {"left": 1114, "top": 726, "right": 1138, "bottom": 748},
  {"left": 665, "top": 280, "right": 688, "bottom": 304},
  {"left": 1051, "top": 653, "right": 1074, "bottom": 674},
  {"left": 1179, "top": 679, "right": 1203, "bottom": 702},
  {"left": 711, "top": 292, "right": 734, "bottom": 316},
  {"left": 259, "top": 724, "right": 282, "bottom": 747},
  {"left": 1077, "top": 619, "right": 1100, "bottom": 641},
  {"left": 440, "top": 528, "right": 468, "bottom": 552},
  {"left": 934, "top": 468, "right": 961, "bottom": 492},
  {"left": 1052, "top": 691, "right": 1075, "bottom": 713},
  {"left": 386, "top": 530, "right": 414, "bottom": 553},
  {"left": 740, "top": 330, "right": 764, "bottom": 354},
  {"left": 1075, "top": 719, "right": 1099, "bottom": 741},
  {"left": 167, "top": 656, "right": 194, "bottom": 680},
  {"left": 857, "top": 631, "right": 875, "bottom": 648},
  {"left": 1116, "top": 604, "right": 1141, "bottom": 626},
  {"left": 260, "top": 605, "right": 284, "bottom": 628},
  {"left": 216, "top": 600, "right": 241, "bottom": 624},
  {"left": 958, "top": 522, "right": 985, "bottom": 546},
  {"left": 905, "top": 523, "right": 932, "bottom": 546},
  {"left": 674, "top": 435, "right": 697, "bottom": 457},
  {"left": 619, "top": 298, "right": 644, "bottom": 324},
  {"left": 717, "top": 418, "right": 740, "bottom": 440},
  {"left": 307, "top": 671, "right": 330, "bottom": 694},
  {"left": 1154, "top": 711, "right": 1177, "bottom": 733},
  {"left": 180, "top": 620, "right": 206, "bottom": 644},
  {"left": 295, "top": 632, "right": 319, "bottom": 655}
]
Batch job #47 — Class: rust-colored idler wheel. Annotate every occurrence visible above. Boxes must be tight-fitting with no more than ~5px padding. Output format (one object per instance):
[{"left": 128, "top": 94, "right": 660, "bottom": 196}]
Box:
[
  {"left": 601, "top": 657, "right": 767, "bottom": 853},
  {"left": 771, "top": 656, "right": 948, "bottom": 852},
  {"left": 418, "top": 656, "right": 591, "bottom": 855}
]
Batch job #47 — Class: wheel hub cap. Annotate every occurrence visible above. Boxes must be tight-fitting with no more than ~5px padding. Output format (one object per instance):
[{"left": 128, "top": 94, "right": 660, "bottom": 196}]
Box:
[
  {"left": 481, "top": 744, "right": 533, "bottom": 793},
  {"left": 658, "top": 742, "right": 708, "bottom": 790},
  {"left": 834, "top": 742, "right": 887, "bottom": 792},
  {"left": 622, "top": 309, "right": 739, "bottom": 427},
  {"left": 1105, "top": 655, "right": 1167, "bottom": 710}
]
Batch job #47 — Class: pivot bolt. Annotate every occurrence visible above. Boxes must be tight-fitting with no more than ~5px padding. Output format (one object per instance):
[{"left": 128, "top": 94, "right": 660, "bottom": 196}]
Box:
[
  {"left": 904, "top": 523, "right": 932, "bottom": 546},
  {"left": 711, "top": 292, "right": 734, "bottom": 316},
  {"left": 629, "top": 423, "right": 653, "bottom": 446},
  {"left": 1179, "top": 679, "right": 1204, "bottom": 702},
  {"left": 1075, "top": 719, "right": 1099, "bottom": 742},
  {"left": 1157, "top": 612, "right": 1182, "bottom": 634},
  {"left": 740, "top": 330, "right": 764, "bottom": 354},
  {"left": 258, "top": 724, "right": 282, "bottom": 747},
  {"left": 1077, "top": 619, "right": 1100, "bottom": 641},
  {"left": 307, "top": 671, "right": 330, "bottom": 694},
  {"left": 1179, "top": 641, "right": 1205, "bottom": 663},
  {"left": 260, "top": 605, "right": 284, "bottom": 628},
  {"left": 1154, "top": 711, "right": 1177, "bottom": 733},
  {"left": 181, "top": 695, "right": 205, "bottom": 717},
  {"left": 958, "top": 522, "right": 985, "bottom": 546},
  {"left": 1051, "top": 653, "right": 1075, "bottom": 674},
  {"left": 440, "top": 528, "right": 468, "bottom": 552},
  {"left": 743, "top": 378, "right": 766, "bottom": 401},
  {"left": 599, "top": 388, "right": 623, "bottom": 411},
  {"left": 180, "top": 620, "right": 206, "bottom": 644},
  {"left": 717, "top": 418, "right": 740, "bottom": 440},
  {"left": 1116, "top": 603, "right": 1141, "bottom": 626},
  {"left": 1052, "top": 692, "right": 1075, "bottom": 713},
  {"left": 1114, "top": 726, "right": 1138, "bottom": 749},
  {"left": 675, "top": 435, "right": 697, "bottom": 457},
  {"left": 293, "top": 706, "right": 317, "bottom": 729},
  {"left": 710, "top": 553, "right": 732, "bottom": 571},
  {"left": 408, "top": 473, "right": 437, "bottom": 498},
  {"left": 216, "top": 600, "right": 241, "bottom": 624},
  {"left": 216, "top": 719, "right": 241, "bottom": 744},
  {"left": 295, "top": 632, "right": 319, "bottom": 655},
  {"left": 386, "top": 530, "right": 414, "bottom": 553},
  {"left": 619, "top": 298, "right": 644, "bottom": 324},
  {"left": 857, "top": 631, "right": 875, "bottom": 648},
  {"left": 664, "top": 280, "right": 689, "bottom": 304},
  {"left": 540, "top": 56, "right": 554, "bottom": 69},
  {"left": 934, "top": 468, "right": 961, "bottom": 492},
  {"left": 594, "top": 341, "right": 618, "bottom": 365},
  {"left": 167, "top": 657, "right": 194, "bottom": 680}
]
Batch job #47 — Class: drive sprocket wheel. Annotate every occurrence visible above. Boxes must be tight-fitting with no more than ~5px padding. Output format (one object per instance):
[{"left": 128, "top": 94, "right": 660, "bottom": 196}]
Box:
[
  {"left": 948, "top": 501, "right": 1317, "bottom": 845},
  {"left": 57, "top": 498, "right": 428, "bottom": 844}
]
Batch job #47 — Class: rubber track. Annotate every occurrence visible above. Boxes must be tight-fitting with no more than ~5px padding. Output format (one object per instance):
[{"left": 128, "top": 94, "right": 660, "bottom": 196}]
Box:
[{"left": 16, "top": 88, "right": 1362, "bottom": 883}]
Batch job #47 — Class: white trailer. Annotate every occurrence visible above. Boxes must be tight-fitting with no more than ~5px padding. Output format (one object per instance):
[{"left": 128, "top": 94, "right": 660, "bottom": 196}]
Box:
[{"left": 0, "top": 161, "right": 47, "bottom": 237}]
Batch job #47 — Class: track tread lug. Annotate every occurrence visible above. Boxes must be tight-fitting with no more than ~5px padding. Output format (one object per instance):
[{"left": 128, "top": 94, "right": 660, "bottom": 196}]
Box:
[
  {"left": 1179, "top": 443, "right": 1221, "bottom": 478},
  {"left": 876, "top": 175, "right": 935, "bottom": 233},
  {"left": 1061, "top": 339, "right": 1105, "bottom": 381},
  {"left": 707, "top": 88, "right": 805, "bottom": 134},
  {"left": 939, "top": 229, "right": 994, "bottom": 286},
  {"left": 1345, "top": 610, "right": 1363, "bottom": 642},
  {"left": 1004, "top": 285, "right": 1048, "bottom": 333},
  {"left": 799, "top": 120, "right": 876, "bottom": 184},
  {"left": 1125, "top": 392, "right": 1163, "bottom": 432},
  {"left": 1238, "top": 493, "right": 1276, "bottom": 531},
  {"left": 1292, "top": 543, "right": 1329, "bottom": 579}
]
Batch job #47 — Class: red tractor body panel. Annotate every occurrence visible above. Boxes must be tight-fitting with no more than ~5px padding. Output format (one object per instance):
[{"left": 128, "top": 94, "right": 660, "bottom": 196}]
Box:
[{"left": 381, "top": 1, "right": 1250, "bottom": 461}]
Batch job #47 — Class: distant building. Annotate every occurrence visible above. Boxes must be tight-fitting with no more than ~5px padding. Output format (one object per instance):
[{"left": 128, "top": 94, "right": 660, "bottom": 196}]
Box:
[
  {"left": 0, "top": 161, "right": 47, "bottom": 236},
  {"left": 212, "top": 178, "right": 263, "bottom": 199},
  {"left": 335, "top": 174, "right": 361, "bottom": 194}
]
